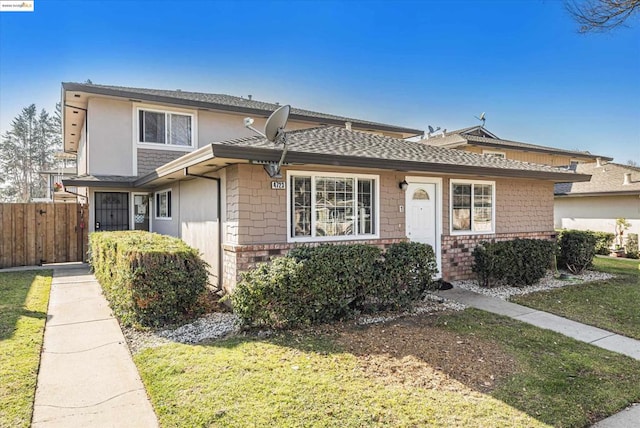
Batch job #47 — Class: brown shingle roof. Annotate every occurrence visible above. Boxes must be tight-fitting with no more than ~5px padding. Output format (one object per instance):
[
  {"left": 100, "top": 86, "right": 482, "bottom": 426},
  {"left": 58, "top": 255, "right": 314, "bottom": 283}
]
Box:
[
  {"left": 555, "top": 163, "right": 640, "bottom": 195},
  {"left": 211, "top": 126, "right": 589, "bottom": 181},
  {"left": 62, "top": 82, "right": 423, "bottom": 136}
]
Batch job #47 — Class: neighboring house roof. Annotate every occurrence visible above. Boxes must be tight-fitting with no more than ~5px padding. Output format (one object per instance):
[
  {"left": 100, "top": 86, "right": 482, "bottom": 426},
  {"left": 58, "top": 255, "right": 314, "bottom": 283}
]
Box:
[
  {"left": 130, "top": 126, "right": 590, "bottom": 188},
  {"left": 61, "top": 82, "right": 423, "bottom": 137},
  {"left": 555, "top": 162, "right": 640, "bottom": 196},
  {"left": 422, "top": 126, "right": 613, "bottom": 161}
]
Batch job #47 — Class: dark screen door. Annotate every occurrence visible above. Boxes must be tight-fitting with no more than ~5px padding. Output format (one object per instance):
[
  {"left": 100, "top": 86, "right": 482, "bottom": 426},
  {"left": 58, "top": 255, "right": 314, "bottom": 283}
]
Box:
[{"left": 95, "top": 192, "right": 129, "bottom": 231}]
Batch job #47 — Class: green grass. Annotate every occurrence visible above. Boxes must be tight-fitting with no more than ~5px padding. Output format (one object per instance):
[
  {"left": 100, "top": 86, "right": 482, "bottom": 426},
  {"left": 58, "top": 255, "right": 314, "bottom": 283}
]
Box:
[
  {"left": 0, "top": 271, "right": 52, "bottom": 428},
  {"left": 440, "top": 309, "right": 640, "bottom": 427},
  {"left": 134, "top": 309, "right": 640, "bottom": 428},
  {"left": 511, "top": 256, "right": 640, "bottom": 339}
]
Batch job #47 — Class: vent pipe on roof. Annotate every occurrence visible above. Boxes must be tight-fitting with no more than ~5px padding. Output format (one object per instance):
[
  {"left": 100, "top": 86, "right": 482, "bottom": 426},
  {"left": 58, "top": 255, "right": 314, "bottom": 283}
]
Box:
[
  {"left": 441, "top": 129, "right": 447, "bottom": 138},
  {"left": 623, "top": 172, "right": 632, "bottom": 185},
  {"left": 345, "top": 121, "right": 352, "bottom": 131},
  {"left": 596, "top": 157, "right": 603, "bottom": 167},
  {"left": 248, "top": 95, "right": 252, "bottom": 100}
]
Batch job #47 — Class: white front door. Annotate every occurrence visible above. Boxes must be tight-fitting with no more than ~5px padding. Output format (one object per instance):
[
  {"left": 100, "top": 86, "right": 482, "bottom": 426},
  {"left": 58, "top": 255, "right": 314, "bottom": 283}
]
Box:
[{"left": 406, "top": 182, "right": 437, "bottom": 251}]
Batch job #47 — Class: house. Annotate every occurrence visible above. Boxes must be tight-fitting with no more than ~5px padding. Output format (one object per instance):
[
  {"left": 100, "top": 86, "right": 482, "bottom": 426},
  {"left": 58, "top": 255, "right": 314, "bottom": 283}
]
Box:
[
  {"left": 61, "top": 82, "right": 589, "bottom": 293},
  {"left": 33, "top": 153, "right": 78, "bottom": 203},
  {"left": 555, "top": 162, "right": 640, "bottom": 247},
  {"left": 421, "top": 126, "right": 611, "bottom": 167}
]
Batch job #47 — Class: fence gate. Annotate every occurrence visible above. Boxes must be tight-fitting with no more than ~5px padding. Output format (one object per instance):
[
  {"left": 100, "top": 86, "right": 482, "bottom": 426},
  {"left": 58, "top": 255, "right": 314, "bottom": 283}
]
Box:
[{"left": 0, "top": 203, "right": 88, "bottom": 268}]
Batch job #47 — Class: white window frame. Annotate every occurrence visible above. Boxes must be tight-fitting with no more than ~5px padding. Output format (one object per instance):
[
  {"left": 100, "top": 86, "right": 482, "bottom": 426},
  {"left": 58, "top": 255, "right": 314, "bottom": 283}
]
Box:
[
  {"left": 450, "top": 179, "right": 496, "bottom": 235},
  {"left": 482, "top": 150, "right": 506, "bottom": 159},
  {"left": 286, "top": 170, "right": 380, "bottom": 243},
  {"left": 134, "top": 104, "right": 197, "bottom": 152},
  {"left": 154, "top": 188, "right": 172, "bottom": 220}
]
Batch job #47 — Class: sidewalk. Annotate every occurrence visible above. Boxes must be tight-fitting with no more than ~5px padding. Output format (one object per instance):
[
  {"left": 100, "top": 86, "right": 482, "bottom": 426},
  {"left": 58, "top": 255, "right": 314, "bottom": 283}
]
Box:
[
  {"left": 436, "top": 286, "right": 640, "bottom": 428},
  {"left": 32, "top": 264, "right": 158, "bottom": 428}
]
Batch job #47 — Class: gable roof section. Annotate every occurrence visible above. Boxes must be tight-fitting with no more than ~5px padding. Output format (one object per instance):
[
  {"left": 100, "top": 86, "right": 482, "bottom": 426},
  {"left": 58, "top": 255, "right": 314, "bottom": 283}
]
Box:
[
  {"left": 421, "top": 126, "right": 612, "bottom": 161},
  {"left": 62, "top": 82, "right": 423, "bottom": 136},
  {"left": 135, "top": 126, "right": 590, "bottom": 187},
  {"left": 555, "top": 162, "right": 640, "bottom": 196}
]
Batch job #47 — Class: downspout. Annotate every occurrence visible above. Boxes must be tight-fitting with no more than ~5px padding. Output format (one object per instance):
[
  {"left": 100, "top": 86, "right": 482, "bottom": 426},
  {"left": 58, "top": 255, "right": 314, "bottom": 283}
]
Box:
[{"left": 184, "top": 167, "right": 222, "bottom": 292}]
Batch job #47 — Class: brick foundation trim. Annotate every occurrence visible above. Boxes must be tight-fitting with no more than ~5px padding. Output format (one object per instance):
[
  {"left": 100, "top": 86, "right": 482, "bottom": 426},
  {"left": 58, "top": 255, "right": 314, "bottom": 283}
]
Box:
[{"left": 441, "top": 231, "right": 556, "bottom": 281}]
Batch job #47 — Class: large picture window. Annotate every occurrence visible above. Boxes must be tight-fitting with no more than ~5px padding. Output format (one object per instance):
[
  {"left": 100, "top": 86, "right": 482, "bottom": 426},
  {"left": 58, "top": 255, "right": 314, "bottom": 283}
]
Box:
[
  {"left": 451, "top": 180, "right": 494, "bottom": 233},
  {"left": 289, "top": 172, "right": 378, "bottom": 241},
  {"left": 138, "top": 109, "right": 193, "bottom": 147}
]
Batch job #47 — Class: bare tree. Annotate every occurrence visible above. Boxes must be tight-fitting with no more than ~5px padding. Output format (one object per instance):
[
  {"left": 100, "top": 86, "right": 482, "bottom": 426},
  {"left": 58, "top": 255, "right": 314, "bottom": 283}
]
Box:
[
  {"left": 565, "top": 0, "right": 640, "bottom": 32},
  {"left": 627, "top": 159, "right": 639, "bottom": 167}
]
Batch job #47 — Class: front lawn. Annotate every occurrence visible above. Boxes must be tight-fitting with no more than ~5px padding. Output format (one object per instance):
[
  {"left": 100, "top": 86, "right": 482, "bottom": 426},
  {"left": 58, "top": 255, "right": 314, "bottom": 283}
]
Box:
[
  {"left": 134, "top": 308, "right": 640, "bottom": 427},
  {"left": 511, "top": 256, "right": 640, "bottom": 339},
  {"left": 0, "top": 271, "right": 52, "bottom": 428}
]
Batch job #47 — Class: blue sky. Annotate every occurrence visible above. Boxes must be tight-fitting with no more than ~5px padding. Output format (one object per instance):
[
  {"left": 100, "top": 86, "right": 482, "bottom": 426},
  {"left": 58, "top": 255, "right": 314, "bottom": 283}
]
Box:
[{"left": 1, "top": 0, "right": 638, "bottom": 162}]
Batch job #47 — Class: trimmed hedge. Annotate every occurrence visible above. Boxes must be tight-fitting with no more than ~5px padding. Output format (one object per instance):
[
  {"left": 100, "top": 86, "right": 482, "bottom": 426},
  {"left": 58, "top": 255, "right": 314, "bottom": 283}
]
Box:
[
  {"left": 625, "top": 233, "right": 639, "bottom": 259},
  {"left": 592, "top": 231, "right": 615, "bottom": 255},
  {"left": 89, "top": 231, "right": 209, "bottom": 328},
  {"left": 472, "top": 238, "right": 554, "bottom": 288},
  {"left": 231, "top": 242, "right": 438, "bottom": 329},
  {"left": 556, "top": 230, "right": 596, "bottom": 274}
]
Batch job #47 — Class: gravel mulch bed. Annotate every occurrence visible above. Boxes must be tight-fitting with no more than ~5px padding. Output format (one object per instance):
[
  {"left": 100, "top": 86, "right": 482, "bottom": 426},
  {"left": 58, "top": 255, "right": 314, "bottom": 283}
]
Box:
[
  {"left": 452, "top": 270, "right": 615, "bottom": 300},
  {"left": 124, "top": 269, "right": 612, "bottom": 353}
]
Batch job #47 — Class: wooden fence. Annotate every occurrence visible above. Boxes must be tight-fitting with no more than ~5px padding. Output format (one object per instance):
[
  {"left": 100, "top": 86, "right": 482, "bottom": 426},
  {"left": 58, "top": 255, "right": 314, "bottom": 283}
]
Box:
[{"left": 0, "top": 203, "right": 88, "bottom": 268}]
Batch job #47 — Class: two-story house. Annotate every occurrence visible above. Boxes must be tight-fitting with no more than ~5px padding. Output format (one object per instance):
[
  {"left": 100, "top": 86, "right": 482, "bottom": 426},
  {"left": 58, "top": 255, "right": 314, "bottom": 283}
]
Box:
[{"left": 61, "top": 82, "right": 588, "bottom": 293}]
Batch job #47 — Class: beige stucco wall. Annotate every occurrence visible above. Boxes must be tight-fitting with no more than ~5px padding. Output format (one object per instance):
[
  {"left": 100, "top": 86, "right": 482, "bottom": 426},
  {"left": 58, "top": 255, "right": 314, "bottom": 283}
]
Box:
[
  {"left": 87, "top": 98, "right": 133, "bottom": 176},
  {"left": 179, "top": 178, "right": 219, "bottom": 282},
  {"left": 554, "top": 194, "right": 640, "bottom": 237}
]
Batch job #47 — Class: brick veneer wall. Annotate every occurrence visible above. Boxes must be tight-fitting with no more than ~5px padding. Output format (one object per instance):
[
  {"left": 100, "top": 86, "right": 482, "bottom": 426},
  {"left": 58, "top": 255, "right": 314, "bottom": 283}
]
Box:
[
  {"left": 137, "top": 149, "right": 185, "bottom": 176},
  {"left": 221, "top": 238, "right": 407, "bottom": 294},
  {"left": 440, "top": 231, "right": 556, "bottom": 281}
]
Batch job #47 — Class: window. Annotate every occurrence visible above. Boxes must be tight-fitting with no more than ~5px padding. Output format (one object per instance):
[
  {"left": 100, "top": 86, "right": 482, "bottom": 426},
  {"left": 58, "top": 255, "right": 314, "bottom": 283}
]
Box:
[
  {"left": 289, "top": 172, "right": 378, "bottom": 240},
  {"left": 451, "top": 181, "right": 494, "bottom": 233},
  {"left": 155, "top": 189, "right": 172, "bottom": 219},
  {"left": 138, "top": 109, "right": 193, "bottom": 147},
  {"left": 482, "top": 150, "right": 506, "bottom": 159}
]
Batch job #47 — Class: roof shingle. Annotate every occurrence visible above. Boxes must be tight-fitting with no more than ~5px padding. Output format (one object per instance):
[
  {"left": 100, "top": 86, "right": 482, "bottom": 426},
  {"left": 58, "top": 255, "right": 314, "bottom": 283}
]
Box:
[{"left": 555, "top": 163, "right": 640, "bottom": 195}]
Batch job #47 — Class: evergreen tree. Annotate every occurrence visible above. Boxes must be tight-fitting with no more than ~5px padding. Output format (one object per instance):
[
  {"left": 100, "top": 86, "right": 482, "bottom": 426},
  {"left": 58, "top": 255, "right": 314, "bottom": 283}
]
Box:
[{"left": 0, "top": 104, "right": 62, "bottom": 202}]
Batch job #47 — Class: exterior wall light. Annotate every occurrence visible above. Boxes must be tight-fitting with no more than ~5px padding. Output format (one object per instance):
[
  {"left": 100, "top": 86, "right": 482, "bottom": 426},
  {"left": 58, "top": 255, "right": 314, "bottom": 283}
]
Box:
[{"left": 399, "top": 180, "right": 408, "bottom": 190}]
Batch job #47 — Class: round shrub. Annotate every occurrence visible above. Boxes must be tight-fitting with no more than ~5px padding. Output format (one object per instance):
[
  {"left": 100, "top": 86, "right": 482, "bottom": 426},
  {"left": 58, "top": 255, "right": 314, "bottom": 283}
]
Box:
[{"left": 557, "top": 230, "right": 597, "bottom": 274}]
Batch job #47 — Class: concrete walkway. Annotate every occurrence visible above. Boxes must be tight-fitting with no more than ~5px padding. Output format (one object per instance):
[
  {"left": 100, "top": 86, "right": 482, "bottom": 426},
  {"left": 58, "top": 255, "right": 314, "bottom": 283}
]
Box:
[
  {"left": 32, "top": 264, "right": 158, "bottom": 428},
  {"left": 436, "top": 286, "right": 640, "bottom": 427}
]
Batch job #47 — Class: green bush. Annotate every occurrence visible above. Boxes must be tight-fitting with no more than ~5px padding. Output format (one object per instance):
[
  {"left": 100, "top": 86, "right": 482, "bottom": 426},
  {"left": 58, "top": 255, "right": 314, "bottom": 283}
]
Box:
[
  {"left": 232, "top": 242, "right": 438, "bottom": 329},
  {"left": 557, "top": 230, "right": 597, "bottom": 274},
  {"left": 472, "top": 239, "right": 554, "bottom": 288},
  {"left": 381, "top": 242, "right": 438, "bottom": 309},
  {"left": 592, "top": 231, "right": 615, "bottom": 255},
  {"left": 89, "top": 231, "right": 209, "bottom": 328},
  {"left": 625, "top": 233, "right": 639, "bottom": 259}
]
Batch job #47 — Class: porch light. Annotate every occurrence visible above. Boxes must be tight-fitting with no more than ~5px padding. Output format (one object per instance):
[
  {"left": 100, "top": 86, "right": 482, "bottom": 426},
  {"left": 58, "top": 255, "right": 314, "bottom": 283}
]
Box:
[{"left": 399, "top": 180, "right": 408, "bottom": 191}]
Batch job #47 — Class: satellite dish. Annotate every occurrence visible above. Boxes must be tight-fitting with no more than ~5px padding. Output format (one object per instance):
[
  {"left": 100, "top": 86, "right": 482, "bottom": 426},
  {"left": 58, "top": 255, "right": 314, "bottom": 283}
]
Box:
[
  {"left": 474, "top": 112, "right": 486, "bottom": 126},
  {"left": 428, "top": 125, "right": 435, "bottom": 133},
  {"left": 243, "top": 104, "right": 292, "bottom": 178},
  {"left": 265, "top": 104, "right": 290, "bottom": 143}
]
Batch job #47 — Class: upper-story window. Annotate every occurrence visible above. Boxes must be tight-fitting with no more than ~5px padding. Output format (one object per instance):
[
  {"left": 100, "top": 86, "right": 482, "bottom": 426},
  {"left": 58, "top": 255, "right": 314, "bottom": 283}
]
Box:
[{"left": 137, "top": 108, "right": 194, "bottom": 148}]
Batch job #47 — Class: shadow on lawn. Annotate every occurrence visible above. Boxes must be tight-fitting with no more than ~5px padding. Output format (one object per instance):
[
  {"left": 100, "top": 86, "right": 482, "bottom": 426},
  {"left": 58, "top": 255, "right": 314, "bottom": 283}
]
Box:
[
  {"left": 0, "top": 271, "right": 49, "bottom": 341},
  {"left": 200, "top": 307, "right": 640, "bottom": 428}
]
